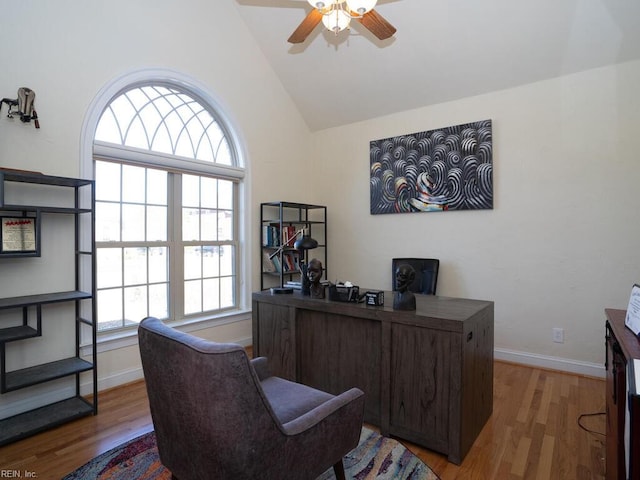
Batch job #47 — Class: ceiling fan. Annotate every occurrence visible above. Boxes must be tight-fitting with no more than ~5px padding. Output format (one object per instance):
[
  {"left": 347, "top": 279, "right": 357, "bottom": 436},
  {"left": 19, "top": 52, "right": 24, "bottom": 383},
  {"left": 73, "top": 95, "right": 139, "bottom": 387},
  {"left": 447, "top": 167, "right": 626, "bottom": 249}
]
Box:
[{"left": 288, "top": 0, "right": 396, "bottom": 44}]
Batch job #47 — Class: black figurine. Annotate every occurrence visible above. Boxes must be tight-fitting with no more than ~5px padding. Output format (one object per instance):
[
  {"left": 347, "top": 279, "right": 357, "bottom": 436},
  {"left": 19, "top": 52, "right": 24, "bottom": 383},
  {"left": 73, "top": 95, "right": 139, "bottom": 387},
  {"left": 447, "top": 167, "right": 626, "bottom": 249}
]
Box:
[
  {"left": 307, "top": 258, "right": 325, "bottom": 299},
  {"left": 393, "top": 263, "right": 416, "bottom": 310}
]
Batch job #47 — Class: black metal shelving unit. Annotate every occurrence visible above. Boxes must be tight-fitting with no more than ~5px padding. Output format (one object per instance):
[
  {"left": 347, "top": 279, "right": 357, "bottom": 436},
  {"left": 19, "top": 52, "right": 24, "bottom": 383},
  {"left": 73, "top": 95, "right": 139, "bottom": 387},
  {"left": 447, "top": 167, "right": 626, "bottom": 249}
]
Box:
[
  {"left": 260, "top": 202, "right": 327, "bottom": 291},
  {"left": 0, "top": 170, "right": 96, "bottom": 446}
]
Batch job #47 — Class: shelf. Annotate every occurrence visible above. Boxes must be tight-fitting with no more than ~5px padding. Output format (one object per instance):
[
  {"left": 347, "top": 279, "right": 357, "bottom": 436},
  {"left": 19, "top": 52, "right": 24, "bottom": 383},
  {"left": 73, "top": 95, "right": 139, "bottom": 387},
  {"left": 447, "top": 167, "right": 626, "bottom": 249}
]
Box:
[
  {"left": 0, "top": 325, "right": 39, "bottom": 343},
  {"left": 260, "top": 201, "right": 325, "bottom": 209},
  {"left": 2, "top": 357, "right": 94, "bottom": 393},
  {"left": 0, "top": 396, "right": 95, "bottom": 446},
  {"left": 0, "top": 205, "right": 92, "bottom": 214},
  {"left": 0, "top": 290, "right": 92, "bottom": 310},
  {"left": 0, "top": 171, "right": 93, "bottom": 188}
]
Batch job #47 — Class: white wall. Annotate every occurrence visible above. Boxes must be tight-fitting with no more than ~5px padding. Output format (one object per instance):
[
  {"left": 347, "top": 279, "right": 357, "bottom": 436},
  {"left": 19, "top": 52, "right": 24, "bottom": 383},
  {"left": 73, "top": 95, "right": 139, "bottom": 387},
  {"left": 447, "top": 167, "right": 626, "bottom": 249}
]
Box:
[
  {"left": 311, "top": 59, "right": 640, "bottom": 375},
  {"left": 0, "top": 0, "right": 315, "bottom": 417}
]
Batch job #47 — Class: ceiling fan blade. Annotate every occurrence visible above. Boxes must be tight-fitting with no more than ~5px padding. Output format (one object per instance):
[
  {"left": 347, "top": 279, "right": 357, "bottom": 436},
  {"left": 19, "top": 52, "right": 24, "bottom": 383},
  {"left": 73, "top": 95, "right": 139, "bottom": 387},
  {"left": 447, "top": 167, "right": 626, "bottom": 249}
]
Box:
[
  {"left": 288, "top": 9, "right": 323, "bottom": 44},
  {"left": 356, "top": 9, "right": 397, "bottom": 40}
]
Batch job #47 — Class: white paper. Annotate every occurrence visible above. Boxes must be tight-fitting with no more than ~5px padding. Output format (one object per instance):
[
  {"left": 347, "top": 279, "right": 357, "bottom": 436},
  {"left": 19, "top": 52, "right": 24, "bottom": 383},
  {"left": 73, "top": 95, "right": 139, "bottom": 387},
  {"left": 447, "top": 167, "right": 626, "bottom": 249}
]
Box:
[
  {"left": 635, "top": 359, "right": 640, "bottom": 396},
  {"left": 625, "top": 284, "right": 640, "bottom": 335}
]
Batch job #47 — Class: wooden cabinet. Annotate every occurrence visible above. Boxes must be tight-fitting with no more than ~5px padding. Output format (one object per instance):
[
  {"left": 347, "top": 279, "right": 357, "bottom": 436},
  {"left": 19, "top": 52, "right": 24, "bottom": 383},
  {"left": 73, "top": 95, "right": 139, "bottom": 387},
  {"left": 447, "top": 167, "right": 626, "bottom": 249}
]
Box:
[
  {"left": 260, "top": 202, "right": 326, "bottom": 291},
  {"left": 605, "top": 308, "right": 640, "bottom": 480},
  {"left": 252, "top": 289, "right": 494, "bottom": 464},
  {"left": 0, "top": 171, "right": 96, "bottom": 446}
]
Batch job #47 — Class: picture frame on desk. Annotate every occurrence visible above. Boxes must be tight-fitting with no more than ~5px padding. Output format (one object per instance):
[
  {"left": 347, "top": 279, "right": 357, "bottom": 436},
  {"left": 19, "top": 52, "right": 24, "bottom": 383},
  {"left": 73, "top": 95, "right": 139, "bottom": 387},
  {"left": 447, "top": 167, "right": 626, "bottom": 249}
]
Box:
[{"left": 625, "top": 284, "right": 640, "bottom": 337}]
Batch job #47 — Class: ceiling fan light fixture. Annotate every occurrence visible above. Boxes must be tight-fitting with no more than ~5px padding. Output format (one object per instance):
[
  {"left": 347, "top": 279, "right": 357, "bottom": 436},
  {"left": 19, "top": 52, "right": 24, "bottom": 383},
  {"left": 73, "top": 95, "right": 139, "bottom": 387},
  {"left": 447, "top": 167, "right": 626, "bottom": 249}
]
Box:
[
  {"left": 345, "top": 0, "right": 377, "bottom": 15},
  {"left": 322, "top": 7, "right": 351, "bottom": 33},
  {"left": 307, "top": 0, "right": 336, "bottom": 10}
]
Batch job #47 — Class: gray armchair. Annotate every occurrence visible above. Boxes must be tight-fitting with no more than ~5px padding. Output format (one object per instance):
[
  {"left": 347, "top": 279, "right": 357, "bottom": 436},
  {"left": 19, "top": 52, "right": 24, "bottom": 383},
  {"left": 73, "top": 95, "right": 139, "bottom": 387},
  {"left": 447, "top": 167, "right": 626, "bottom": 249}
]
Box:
[{"left": 138, "top": 317, "right": 365, "bottom": 480}]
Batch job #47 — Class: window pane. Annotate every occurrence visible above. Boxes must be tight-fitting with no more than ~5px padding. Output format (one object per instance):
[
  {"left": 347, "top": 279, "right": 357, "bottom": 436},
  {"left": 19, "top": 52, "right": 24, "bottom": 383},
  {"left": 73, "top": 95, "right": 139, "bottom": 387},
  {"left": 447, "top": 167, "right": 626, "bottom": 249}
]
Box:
[
  {"left": 95, "top": 161, "right": 121, "bottom": 202},
  {"left": 220, "top": 245, "right": 233, "bottom": 276},
  {"left": 218, "top": 211, "right": 233, "bottom": 241},
  {"left": 124, "top": 286, "right": 147, "bottom": 324},
  {"left": 182, "top": 208, "right": 200, "bottom": 241},
  {"left": 97, "top": 288, "right": 123, "bottom": 330},
  {"left": 184, "top": 246, "right": 201, "bottom": 280},
  {"left": 201, "top": 177, "right": 216, "bottom": 208},
  {"left": 124, "top": 247, "right": 147, "bottom": 286},
  {"left": 218, "top": 179, "right": 233, "bottom": 209},
  {"left": 203, "top": 278, "right": 219, "bottom": 311},
  {"left": 184, "top": 279, "right": 202, "bottom": 315},
  {"left": 202, "top": 246, "right": 219, "bottom": 277},
  {"left": 149, "top": 247, "right": 168, "bottom": 283},
  {"left": 122, "top": 204, "right": 146, "bottom": 241},
  {"left": 183, "top": 175, "right": 200, "bottom": 208},
  {"left": 220, "top": 276, "right": 234, "bottom": 308},
  {"left": 201, "top": 209, "right": 217, "bottom": 241},
  {"left": 96, "top": 202, "right": 120, "bottom": 242},
  {"left": 97, "top": 248, "right": 122, "bottom": 288},
  {"left": 149, "top": 283, "right": 168, "bottom": 319},
  {"left": 122, "top": 164, "right": 146, "bottom": 203},
  {"left": 147, "top": 206, "right": 167, "bottom": 241},
  {"left": 147, "top": 169, "right": 167, "bottom": 205}
]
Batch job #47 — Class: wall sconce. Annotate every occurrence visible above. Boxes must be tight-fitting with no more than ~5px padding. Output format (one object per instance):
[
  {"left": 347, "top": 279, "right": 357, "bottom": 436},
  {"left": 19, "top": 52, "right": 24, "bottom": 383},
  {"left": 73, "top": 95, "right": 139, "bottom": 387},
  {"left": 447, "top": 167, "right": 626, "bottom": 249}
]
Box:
[{"left": 1, "top": 87, "right": 40, "bottom": 128}]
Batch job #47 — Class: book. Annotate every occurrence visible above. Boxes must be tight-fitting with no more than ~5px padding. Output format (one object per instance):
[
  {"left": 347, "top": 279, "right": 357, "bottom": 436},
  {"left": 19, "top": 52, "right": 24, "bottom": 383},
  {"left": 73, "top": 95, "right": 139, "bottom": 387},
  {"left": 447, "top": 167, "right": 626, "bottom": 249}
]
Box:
[{"left": 262, "top": 251, "right": 276, "bottom": 273}]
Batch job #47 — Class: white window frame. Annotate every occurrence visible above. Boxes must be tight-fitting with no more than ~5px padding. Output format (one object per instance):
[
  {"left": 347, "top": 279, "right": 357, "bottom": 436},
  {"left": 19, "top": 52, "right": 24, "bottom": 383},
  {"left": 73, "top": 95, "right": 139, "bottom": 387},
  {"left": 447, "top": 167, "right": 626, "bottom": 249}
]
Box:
[{"left": 80, "top": 68, "right": 251, "bottom": 349}]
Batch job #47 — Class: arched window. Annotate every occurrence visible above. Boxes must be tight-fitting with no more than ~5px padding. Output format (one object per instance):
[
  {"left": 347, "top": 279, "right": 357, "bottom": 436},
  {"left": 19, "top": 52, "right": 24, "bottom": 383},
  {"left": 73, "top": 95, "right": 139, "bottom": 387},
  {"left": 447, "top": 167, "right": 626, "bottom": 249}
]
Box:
[{"left": 92, "top": 82, "right": 244, "bottom": 332}]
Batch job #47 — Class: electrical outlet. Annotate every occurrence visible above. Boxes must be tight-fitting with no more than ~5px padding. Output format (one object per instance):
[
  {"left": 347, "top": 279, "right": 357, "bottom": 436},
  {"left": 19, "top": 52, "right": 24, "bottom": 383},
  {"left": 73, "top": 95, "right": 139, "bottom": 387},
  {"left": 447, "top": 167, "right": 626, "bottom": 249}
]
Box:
[{"left": 552, "top": 327, "right": 564, "bottom": 343}]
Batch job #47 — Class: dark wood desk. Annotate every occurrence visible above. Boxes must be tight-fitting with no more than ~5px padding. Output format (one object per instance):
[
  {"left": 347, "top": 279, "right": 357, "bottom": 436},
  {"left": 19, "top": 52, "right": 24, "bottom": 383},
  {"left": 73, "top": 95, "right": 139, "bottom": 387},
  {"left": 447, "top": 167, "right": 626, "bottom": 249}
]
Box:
[
  {"left": 605, "top": 309, "right": 640, "bottom": 480},
  {"left": 252, "top": 289, "right": 494, "bottom": 464}
]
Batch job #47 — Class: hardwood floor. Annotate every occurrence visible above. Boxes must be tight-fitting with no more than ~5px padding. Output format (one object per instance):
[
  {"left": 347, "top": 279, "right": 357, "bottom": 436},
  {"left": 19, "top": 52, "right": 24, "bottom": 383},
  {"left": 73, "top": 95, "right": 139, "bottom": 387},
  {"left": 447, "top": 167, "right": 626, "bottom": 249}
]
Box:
[{"left": 0, "top": 361, "right": 605, "bottom": 479}]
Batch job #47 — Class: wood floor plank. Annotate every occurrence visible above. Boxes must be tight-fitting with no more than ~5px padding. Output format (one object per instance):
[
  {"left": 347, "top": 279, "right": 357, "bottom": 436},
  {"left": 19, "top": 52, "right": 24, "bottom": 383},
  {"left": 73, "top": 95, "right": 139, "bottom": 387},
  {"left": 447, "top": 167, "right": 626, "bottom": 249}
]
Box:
[{"left": 0, "top": 360, "right": 605, "bottom": 479}]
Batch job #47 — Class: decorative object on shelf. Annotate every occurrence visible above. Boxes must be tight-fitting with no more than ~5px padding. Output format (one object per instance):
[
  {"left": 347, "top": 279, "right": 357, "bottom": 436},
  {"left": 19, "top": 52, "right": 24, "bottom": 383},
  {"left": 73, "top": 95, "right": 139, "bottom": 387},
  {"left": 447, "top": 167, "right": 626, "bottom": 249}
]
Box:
[
  {"left": 328, "top": 282, "right": 360, "bottom": 302},
  {"left": 393, "top": 263, "right": 416, "bottom": 311},
  {"left": 307, "top": 258, "right": 325, "bottom": 299},
  {"left": 364, "top": 290, "right": 384, "bottom": 306},
  {"left": 0, "top": 216, "right": 38, "bottom": 255},
  {"left": 370, "top": 119, "right": 492, "bottom": 214},
  {"left": 288, "top": 0, "right": 396, "bottom": 44},
  {"left": 1, "top": 87, "right": 40, "bottom": 128}
]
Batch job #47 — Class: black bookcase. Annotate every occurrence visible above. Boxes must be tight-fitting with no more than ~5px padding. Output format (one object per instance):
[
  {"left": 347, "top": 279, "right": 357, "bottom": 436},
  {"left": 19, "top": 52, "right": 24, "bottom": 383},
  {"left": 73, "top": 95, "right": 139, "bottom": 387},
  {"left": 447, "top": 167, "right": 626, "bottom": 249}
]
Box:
[
  {"left": 0, "top": 170, "right": 96, "bottom": 446},
  {"left": 260, "top": 202, "right": 327, "bottom": 291}
]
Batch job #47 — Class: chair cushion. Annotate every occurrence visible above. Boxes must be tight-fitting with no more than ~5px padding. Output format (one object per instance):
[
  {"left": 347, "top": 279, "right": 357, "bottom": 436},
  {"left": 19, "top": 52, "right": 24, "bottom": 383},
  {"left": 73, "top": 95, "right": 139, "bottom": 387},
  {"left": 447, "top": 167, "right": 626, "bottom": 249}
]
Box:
[{"left": 261, "top": 376, "right": 334, "bottom": 424}]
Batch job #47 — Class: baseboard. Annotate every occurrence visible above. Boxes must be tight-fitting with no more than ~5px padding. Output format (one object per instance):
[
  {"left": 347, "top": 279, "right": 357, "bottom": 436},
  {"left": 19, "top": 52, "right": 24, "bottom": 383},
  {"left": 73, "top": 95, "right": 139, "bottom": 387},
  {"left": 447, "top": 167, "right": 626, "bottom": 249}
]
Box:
[{"left": 494, "top": 348, "right": 605, "bottom": 378}]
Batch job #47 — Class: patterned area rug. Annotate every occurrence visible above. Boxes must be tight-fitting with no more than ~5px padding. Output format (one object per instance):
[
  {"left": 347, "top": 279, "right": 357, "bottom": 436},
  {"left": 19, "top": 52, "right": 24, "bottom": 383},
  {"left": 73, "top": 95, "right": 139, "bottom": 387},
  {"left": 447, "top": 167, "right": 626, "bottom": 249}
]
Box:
[{"left": 63, "top": 427, "right": 440, "bottom": 479}]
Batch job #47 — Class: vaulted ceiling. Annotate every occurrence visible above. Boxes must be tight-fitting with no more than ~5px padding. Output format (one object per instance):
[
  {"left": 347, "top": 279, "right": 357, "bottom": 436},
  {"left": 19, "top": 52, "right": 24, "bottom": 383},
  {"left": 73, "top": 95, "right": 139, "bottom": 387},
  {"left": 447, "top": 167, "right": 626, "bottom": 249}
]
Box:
[{"left": 235, "top": 0, "right": 640, "bottom": 131}]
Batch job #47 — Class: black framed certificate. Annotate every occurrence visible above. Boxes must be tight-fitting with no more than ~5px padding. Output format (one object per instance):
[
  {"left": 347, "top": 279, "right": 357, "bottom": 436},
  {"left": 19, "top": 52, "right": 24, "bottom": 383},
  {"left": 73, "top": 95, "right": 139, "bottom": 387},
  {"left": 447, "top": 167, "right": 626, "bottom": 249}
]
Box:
[
  {"left": 1, "top": 216, "right": 37, "bottom": 254},
  {"left": 625, "top": 284, "right": 640, "bottom": 337}
]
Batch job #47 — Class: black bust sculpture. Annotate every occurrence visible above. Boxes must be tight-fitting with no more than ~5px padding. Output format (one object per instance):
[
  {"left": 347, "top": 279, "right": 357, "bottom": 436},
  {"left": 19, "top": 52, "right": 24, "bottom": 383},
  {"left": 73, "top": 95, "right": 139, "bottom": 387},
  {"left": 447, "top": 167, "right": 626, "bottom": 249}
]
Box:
[
  {"left": 307, "top": 258, "right": 325, "bottom": 299},
  {"left": 393, "top": 263, "right": 416, "bottom": 310}
]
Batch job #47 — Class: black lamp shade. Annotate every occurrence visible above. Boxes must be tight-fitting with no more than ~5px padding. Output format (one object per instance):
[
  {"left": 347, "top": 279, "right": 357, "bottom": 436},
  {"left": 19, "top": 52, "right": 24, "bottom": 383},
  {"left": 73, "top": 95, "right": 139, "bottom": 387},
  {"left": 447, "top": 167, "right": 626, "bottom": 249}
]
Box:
[{"left": 294, "top": 236, "right": 318, "bottom": 250}]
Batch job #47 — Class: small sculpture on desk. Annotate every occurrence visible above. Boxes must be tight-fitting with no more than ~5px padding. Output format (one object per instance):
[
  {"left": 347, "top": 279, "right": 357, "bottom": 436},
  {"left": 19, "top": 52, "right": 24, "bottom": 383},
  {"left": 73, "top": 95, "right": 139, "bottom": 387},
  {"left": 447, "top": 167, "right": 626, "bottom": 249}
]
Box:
[
  {"left": 393, "top": 263, "right": 416, "bottom": 311},
  {"left": 307, "top": 258, "right": 325, "bottom": 299}
]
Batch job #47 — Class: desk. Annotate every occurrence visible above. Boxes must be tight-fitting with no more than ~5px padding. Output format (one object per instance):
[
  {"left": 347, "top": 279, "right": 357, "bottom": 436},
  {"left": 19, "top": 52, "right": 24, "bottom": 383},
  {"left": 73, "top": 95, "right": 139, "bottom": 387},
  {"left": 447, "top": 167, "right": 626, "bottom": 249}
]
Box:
[
  {"left": 605, "top": 309, "right": 640, "bottom": 480},
  {"left": 252, "top": 290, "right": 494, "bottom": 464}
]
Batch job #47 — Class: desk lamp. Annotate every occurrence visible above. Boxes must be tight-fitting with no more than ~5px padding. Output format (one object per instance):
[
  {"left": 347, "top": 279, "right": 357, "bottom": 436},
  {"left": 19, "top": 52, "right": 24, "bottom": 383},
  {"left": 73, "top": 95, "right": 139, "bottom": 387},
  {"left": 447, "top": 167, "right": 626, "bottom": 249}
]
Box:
[
  {"left": 294, "top": 232, "right": 318, "bottom": 296},
  {"left": 269, "top": 229, "right": 318, "bottom": 294}
]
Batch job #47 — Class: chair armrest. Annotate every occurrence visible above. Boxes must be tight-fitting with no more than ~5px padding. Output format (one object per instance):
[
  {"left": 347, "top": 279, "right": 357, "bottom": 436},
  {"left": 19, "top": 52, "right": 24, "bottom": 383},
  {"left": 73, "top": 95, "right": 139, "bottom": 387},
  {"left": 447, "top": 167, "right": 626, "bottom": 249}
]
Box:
[
  {"left": 251, "top": 356, "right": 271, "bottom": 381},
  {"left": 281, "top": 387, "right": 365, "bottom": 436}
]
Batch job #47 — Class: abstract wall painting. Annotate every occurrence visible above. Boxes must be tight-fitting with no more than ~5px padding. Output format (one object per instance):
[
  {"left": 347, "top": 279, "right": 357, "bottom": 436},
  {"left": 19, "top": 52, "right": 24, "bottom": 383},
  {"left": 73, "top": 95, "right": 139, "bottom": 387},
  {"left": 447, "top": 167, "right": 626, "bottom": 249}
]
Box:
[{"left": 369, "top": 119, "right": 493, "bottom": 214}]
